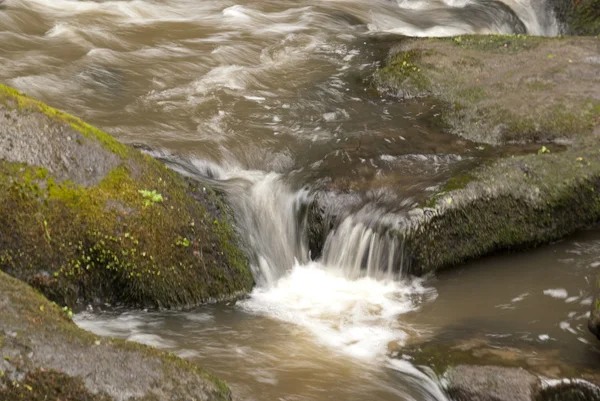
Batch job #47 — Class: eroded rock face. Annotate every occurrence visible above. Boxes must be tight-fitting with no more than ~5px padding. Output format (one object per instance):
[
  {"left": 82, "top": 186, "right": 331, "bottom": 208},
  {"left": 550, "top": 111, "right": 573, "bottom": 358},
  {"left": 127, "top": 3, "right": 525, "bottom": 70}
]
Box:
[
  {"left": 0, "top": 84, "right": 254, "bottom": 308},
  {"left": 0, "top": 271, "right": 232, "bottom": 401}
]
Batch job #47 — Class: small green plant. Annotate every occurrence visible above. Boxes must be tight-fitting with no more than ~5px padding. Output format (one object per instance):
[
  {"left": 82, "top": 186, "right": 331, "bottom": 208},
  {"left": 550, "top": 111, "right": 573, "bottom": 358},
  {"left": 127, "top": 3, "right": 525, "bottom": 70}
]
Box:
[
  {"left": 538, "top": 145, "right": 551, "bottom": 154},
  {"left": 138, "top": 189, "right": 163, "bottom": 206},
  {"left": 176, "top": 237, "right": 190, "bottom": 247},
  {"left": 61, "top": 306, "right": 73, "bottom": 319}
]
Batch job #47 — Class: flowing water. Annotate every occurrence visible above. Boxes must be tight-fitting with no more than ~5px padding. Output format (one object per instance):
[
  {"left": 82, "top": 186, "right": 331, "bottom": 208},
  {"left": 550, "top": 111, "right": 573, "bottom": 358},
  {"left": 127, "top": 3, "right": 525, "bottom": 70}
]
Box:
[
  {"left": 2, "top": 0, "right": 593, "bottom": 400},
  {"left": 76, "top": 229, "right": 600, "bottom": 401}
]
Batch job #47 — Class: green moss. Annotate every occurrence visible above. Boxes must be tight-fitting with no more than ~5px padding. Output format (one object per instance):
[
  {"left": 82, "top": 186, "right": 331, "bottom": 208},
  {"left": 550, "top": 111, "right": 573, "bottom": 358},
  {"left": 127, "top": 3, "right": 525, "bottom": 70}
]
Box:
[
  {"left": 375, "top": 36, "right": 599, "bottom": 145},
  {"left": 0, "top": 83, "right": 129, "bottom": 158},
  {"left": 500, "top": 101, "right": 600, "bottom": 143},
  {"left": 569, "top": 0, "right": 600, "bottom": 36},
  {"left": 525, "top": 80, "right": 554, "bottom": 91},
  {"left": 423, "top": 172, "right": 476, "bottom": 208},
  {"left": 376, "top": 50, "right": 431, "bottom": 96},
  {"left": 405, "top": 141, "right": 600, "bottom": 275},
  {"left": 449, "top": 34, "right": 547, "bottom": 53},
  {"left": 456, "top": 87, "right": 488, "bottom": 103},
  {"left": 0, "top": 85, "right": 254, "bottom": 308}
]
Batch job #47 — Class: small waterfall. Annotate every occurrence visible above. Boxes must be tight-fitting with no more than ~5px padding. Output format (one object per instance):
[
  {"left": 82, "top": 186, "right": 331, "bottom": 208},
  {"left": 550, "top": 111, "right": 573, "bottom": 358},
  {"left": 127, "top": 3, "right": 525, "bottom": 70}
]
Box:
[
  {"left": 223, "top": 171, "right": 312, "bottom": 287},
  {"left": 158, "top": 155, "right": 312, "bottom": 286},
  {"left": 160, "top": 154, "right": 409, "bottom": 285},
  {"left": 322, "top": 214, "right": 406, "bottom": 280}
]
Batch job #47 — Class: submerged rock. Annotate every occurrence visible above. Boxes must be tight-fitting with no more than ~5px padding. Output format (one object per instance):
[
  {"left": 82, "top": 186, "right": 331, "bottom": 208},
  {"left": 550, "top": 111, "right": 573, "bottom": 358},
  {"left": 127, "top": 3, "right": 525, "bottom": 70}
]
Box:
[
  {"left": 0, "top": 271, "right": 232, "bottom": 401},
  {"left": 0, "top": 83, "right": 254, "bottom": 308}
]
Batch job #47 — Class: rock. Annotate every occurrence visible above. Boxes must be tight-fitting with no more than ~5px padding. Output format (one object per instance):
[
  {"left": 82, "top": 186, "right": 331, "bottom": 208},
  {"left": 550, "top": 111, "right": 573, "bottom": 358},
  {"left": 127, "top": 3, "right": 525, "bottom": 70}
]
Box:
[
  {"left": 537, "top": 381, "right": 600, "bottom": 401},
  {"left": 445, "top": 365, "right": 600, "bottom": 401},
  {"left": 0, "top": 270, "right": 232, "bottom": 401},
  {"left": 444, "top": 365, "right": 540, "bottom": 401},
  {"left": 375, "top": 35, "right": 600, "bottom": 145},
  {"left": 588, "top": 277, "right": 600, "bottom": 339},
  {"left": 548, "top": 0, "right": 600, "bottom": 36},
  {"left": 370, "top": 36, "right": 600, "bottom": 278},
  {"left": 0, "top": 83, "right": 254, "bottom": 308}
]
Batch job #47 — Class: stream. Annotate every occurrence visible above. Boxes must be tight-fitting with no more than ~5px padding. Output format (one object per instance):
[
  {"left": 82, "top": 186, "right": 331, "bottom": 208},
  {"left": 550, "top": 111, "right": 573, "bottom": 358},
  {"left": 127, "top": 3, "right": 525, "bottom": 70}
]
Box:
[{"left": 2, "top": 0, "right": 598, "bottom": 399}]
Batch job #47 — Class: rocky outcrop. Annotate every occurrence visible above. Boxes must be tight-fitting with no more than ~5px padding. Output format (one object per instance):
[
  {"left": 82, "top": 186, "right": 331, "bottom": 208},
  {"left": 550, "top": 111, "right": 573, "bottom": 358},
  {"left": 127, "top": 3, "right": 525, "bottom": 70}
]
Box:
[
  {"left": 548, "top": 0, "right": 600, "bottom": 36},
  {"left": 0, "top": 83, "right": 254, "bottom": 309},
  {"left": 369, "top": 35, "right": 600, "bottom": 275},
  {"left": 370, "top": 35, "right": 600, "bottom": 339},
  {"left": 0, "top": 270, "right": 232, "bottom": 401}
]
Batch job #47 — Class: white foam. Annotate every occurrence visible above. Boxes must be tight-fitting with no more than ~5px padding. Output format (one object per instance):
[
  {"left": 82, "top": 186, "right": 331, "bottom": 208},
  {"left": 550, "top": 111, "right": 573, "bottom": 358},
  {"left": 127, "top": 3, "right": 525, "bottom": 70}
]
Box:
[
  {"left": 241, "top": 261, "right": 435, "bottom": 361},
  {"left": 511, "top": 292, "right": 529, "bottom": 302},
  {"left": 543, "top": 288, "right": 568, "bottom": 299}
]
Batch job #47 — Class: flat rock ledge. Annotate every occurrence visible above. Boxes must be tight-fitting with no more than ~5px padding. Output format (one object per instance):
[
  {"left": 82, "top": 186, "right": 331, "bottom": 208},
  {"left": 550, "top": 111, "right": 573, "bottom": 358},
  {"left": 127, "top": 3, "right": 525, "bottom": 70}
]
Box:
[
  {"left": 0, "top": 83, "right": 254, "bottom": 309},
  {"left": 0, "top": 271, "right": 232, "bottom": 401},
  {"left": 371, "top": 34, "right": 600, "bottom": 338}
]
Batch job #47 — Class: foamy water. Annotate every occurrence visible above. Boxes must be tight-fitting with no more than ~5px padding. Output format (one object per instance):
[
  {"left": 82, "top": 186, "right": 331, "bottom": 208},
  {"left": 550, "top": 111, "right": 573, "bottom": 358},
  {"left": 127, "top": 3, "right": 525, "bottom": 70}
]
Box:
[{"left": 240, "top": 261, "right": 436, "bottom": 360}]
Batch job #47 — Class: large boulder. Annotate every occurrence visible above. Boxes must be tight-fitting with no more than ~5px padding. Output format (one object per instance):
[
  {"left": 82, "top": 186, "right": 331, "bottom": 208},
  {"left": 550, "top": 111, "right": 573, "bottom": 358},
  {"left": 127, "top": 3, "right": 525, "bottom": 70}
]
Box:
[
  {"left": 0, "top": 270, "right": 232, "bottom": 401},
  {"left": 0, "top": 83, "right": 254, "bottom": 308}
]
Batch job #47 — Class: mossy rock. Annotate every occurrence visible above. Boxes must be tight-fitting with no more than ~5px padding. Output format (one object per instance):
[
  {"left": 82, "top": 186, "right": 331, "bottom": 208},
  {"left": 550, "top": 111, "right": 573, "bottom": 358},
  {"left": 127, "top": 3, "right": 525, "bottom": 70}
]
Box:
[
  {"left": 375, "top": 35, "right": 600, "bottom": 145},
  {"left": 549, "top": 0, "right": 600, "bottom": 36},
  {"left": 400, "top": 140, "right": 600, "bottom": 274},
  {"left": 0, "top": 83, "right": 254, "bottom": 308},
  {"left": 0, "top": 270, "right": 231, "bottom": 401}
]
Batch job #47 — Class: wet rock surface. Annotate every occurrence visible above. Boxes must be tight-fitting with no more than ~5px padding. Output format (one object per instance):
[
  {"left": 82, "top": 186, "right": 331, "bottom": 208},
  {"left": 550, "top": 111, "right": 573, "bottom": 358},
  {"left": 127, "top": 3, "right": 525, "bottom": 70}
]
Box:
[
  {"left": 376, "top": 35, "right": 600, "bottom": 145},
  {"left": 444, "top": 365, "right": 540, "bottom": 401},
  {"left": 0, "top": 271, "right": 232, "bottom": 401}
]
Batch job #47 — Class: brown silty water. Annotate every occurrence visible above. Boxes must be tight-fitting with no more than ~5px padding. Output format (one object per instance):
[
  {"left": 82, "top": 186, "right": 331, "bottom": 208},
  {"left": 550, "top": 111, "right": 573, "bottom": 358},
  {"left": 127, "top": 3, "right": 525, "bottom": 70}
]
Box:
[{"left": 2, "top": 0, "right": 598, "bottom": 400}]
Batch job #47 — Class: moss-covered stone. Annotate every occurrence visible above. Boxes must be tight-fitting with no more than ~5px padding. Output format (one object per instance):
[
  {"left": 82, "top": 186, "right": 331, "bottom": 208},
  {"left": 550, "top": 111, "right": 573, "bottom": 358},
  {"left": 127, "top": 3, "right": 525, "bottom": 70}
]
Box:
[
  {"left": 549, "top": 0, "right": 600, "bottom": 36},
  {"left": 375, "top": 35, "right": 600, "bottom": 145},
  {"left": 0, "top": 83, "right": 254, "bottom": 308},
  {"left": 401, "top": 140, "right": 600, "bottom": 275},
  {"left": 0, "top": 270, "right": 232, "bottom": 401}
]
